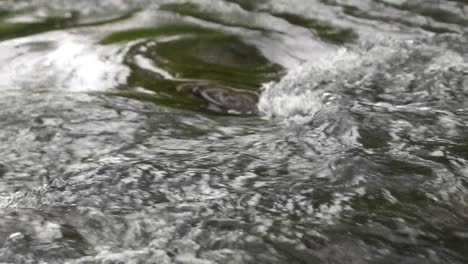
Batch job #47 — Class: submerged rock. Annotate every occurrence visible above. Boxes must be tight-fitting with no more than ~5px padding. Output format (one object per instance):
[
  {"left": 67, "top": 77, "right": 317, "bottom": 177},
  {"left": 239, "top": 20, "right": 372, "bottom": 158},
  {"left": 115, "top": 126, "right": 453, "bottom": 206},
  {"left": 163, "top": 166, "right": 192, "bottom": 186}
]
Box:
[{"left": 180, "top": 83, "right": 259, "bottom": 115}]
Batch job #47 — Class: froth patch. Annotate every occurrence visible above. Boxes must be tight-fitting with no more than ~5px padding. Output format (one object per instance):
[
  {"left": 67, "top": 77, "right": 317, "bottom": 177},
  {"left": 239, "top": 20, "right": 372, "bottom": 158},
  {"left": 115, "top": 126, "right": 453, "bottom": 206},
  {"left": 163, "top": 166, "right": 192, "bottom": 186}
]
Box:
[
  {"left": 39, "top": 37, "right": 129, "bottom": 92},
  {"left": 0, "top": 32, "right": 129, "bottom": 92},
  {"left": 258, "top": 48, "right": 359, "bottom": 122}
]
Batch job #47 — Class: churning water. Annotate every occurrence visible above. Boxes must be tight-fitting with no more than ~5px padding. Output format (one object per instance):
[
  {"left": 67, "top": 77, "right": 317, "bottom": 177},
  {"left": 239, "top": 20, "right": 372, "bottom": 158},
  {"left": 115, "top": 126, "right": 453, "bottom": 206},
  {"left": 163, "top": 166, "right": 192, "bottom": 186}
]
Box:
[{"left": 0, "top": 0, "right": 467, "bottom": 263}]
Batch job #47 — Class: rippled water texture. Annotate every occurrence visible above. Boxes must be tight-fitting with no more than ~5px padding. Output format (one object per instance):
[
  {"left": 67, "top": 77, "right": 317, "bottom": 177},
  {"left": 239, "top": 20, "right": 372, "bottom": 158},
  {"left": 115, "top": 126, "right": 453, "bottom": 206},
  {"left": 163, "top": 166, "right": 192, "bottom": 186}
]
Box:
[{"left": 0, "top": 0, "right": 467, "bottom": 263}]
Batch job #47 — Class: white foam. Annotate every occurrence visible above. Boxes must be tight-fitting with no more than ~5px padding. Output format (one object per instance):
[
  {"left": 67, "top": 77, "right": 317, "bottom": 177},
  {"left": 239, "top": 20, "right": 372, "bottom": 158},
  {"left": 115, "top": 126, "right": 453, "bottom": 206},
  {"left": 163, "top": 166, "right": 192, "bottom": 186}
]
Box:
[
  {"left": 0, "top": 32, "right": 129, "bottom": 92},
  {"left": 258, "top": 48, "right": 360, "bottom": 122},
  {"left": 40, "top": 37, "right": 129, "bottom": 92}
]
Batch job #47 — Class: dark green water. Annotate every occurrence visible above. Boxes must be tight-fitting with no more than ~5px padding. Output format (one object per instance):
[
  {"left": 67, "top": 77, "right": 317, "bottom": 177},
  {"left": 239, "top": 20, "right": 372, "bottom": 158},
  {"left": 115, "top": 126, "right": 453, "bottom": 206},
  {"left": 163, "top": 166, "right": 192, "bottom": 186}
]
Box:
[{"left": 0, "top": 0, "right": 467, "bottom": 263}]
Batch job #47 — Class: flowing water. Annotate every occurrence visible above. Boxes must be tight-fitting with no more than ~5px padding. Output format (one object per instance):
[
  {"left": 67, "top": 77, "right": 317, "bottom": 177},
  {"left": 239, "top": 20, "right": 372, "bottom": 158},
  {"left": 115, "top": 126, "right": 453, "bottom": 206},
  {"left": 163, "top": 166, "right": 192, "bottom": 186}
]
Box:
[{"left": 0, "top": 0, "right": 467, "bottom": 263}]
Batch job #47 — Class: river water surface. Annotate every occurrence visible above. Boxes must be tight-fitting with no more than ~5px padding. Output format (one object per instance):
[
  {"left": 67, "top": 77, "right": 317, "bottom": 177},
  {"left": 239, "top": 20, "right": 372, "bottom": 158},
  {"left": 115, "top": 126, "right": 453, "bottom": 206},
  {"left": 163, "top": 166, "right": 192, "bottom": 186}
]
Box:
[{"left": 0, "top": 0, "right": 467, "bottom": 263}]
